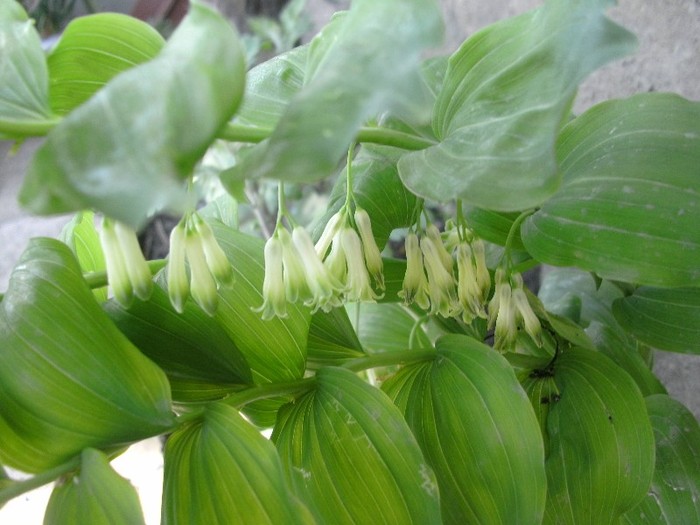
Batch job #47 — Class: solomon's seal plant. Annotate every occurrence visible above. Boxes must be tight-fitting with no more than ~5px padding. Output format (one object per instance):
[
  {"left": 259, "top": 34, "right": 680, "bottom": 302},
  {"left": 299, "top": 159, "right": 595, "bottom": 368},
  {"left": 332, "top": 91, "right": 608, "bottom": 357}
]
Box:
[{"left": 1, "top": 0, "right": 699, "bottom": 523}]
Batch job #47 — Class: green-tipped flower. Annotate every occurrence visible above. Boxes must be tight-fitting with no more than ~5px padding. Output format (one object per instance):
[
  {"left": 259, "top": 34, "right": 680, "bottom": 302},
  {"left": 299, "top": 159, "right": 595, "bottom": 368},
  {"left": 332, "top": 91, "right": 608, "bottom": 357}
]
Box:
[
  {"left": 354, "top": 207, "right": 384, "bottom": 290},
  {"left": 323, "top": 231, "right": 349, "bottom": 289},
  {"left": 292, "top": 226, "right": 342, "bottom": 313},
  {"left": 340, "top": 227, "right": 380, "bottom": 302},
  {"left": 113, "top": 222, "right": 153, "bottom": 301},
  {"left": 471, "top": 239, "right": 491, "bottom": 300},
  {"left": 399, "top": 232, "right": 430, "bottom": 310},
  {"left": 421, "top": 236, "right": 460, "bottom": 318},
  {"left": 511, "top": 274, "right": 542, "bottom": 346},
  {"left": 185, "top": 228, "right": 219, "bottom": 316},
  {"left": 255, "top": 235, "right": 287, "bottom": 320},
  {"left": 277, "top": 227, "right": 309, "bottom": 303},
  {"left": 425, "top": 224, "right": 454, "bottom": 273},
  {"left": 167, "top": 220, "right": 189, "bottom": 313},
  {"left": 100, "top": 219, "right": 133, "bottom": 307},
  {"left": 492, "top": 279, "right": 517, "bottom": 351},
  {"left": 455, "top": 243, "right": 486, "bottom": 323},
  {"left": 315, "top": 210, "right": 344, "bottom": 258},
  {"left": 191, "top": 213, "right": 234, "bottom": 287}
]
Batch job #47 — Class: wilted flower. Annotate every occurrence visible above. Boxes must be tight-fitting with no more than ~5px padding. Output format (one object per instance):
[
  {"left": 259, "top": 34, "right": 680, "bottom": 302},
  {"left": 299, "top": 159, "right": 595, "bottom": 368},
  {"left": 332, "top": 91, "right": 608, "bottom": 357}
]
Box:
[
  {"left": 100, "top": 218, "right": 153, "bottom": 307},
  {"left": 421, "top": 235, "right": 460, "bottom": 317},
  {"left": 354, "top": 207, "right": 384, "bottom": 290},
  {"left": 254, "top": 235, "right": 288, "bottom": 320},
  {"left": 398, "top": 232, "right": 430, "bottom": 310}
]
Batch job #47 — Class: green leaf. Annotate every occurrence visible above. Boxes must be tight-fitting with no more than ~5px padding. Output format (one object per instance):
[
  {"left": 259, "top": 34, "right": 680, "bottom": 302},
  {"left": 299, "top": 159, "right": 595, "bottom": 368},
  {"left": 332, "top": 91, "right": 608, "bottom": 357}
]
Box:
[
  {"left": 310, "top": 146, "right": 419, "bottom": 248},
  {"left": 211, "top": 224, "right": 310, "bottom": 426},
  {"left": 19, "top": 2, "right": 246, "bottom": 229},
  {"left": 59, "top": 210, "right": 107, "bottom": 301},
  {"left": 0, "top": 238, "right": 174, "bottom": 473},
  {"left": 0, "top": 0, "right": 55, "bottom": 138},
  {"left": 621, "top": 395, "right": 700, "bottom": 524},
  {"left": 544, "top": 348, "right": 655, "bottom": 524},
  {"left": 522, "top": 93, "right": 700, "bottom": 286},
  {"left": 346, "top": 302, "right": 431, "bottom": 354},
  {"left": 44, "top": 448, "right": 145, "bottom": 525},
  {"left": 231, "top": 0, "right": 443, "bottom": 184},
  {"left": 539, "top": 267, "right": 666, "bottom": 396},
  {"left": 382, "top": 334, "right": 546, "bottom": 524},
  {"left": 399, "top": 0, "right": 636, "bottom": 210},
  {"left": 47, "top": 13, "right": 165, "bottom": 115},
  {"left": 163, "top": 403, "right": 313, "bottom": 525},
  {"left": 463, "top": 207, "right": 525, "bottom": 249},
  {"left": 613, "top": 286, "right": 700, "bottom": 355},
  {"left": 306, "top": 307, "right": 365, "bottom": 369},
  {"left": 105, "top": 284, "right": 253, "bottom": 402},
  {"left": 273, "top": 366, "right": 441, "bottom": 524}
]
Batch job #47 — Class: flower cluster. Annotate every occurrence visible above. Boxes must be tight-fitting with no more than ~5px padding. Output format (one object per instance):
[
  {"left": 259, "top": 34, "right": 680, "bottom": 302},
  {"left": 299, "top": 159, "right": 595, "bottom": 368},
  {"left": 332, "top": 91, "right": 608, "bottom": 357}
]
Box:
[
  {"left": 399, "top": 223, "right": 491, "bottom": 323},
  {"left": 167, "top": 212, "right": 234, "bottom": 316},
  {"left": 100, "top": 218, "right": 153, "bottom": 307},
  {"left": 487, "top": 269, "right": 542, "bottom": 351},
  {"left": 256, "top": 206, "right": 385, "bottom": 320}
]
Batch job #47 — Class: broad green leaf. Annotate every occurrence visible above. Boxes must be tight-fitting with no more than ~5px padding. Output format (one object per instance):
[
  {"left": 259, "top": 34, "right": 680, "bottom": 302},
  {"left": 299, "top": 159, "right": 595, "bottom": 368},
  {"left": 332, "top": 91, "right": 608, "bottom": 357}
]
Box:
[
  {"left": 273, "top": 366, "right": 441, "bottom": 524},
  {"left": 231, "top": 0, "right": 443, "bottom": 184},
  {"left": 47, "top": 13, "right": 165, "bottom": 115},
  {"left": 19, "top": 2, "right": 246, "bottom": 229},
  {"left": 163, "top": 403, "right": 312, "bottom": 525},
  {"left": 544, "top": 348, "right": 655, "bottom": 524},
  {"left": 310, "top": 146, "right": 419, "bottom": 249},
  {"left": 382, "top": 334, "right": 546, "bottom": 524},
  {"left": 383, "top": 257, "right": 409, "bottom": 303},
  {"left": 539, "top": 268, "right": 666, "bottom": 396},
  {"left": 346, "top": 302, "right": 431, "bottom": 354},
  {"left": 0, "top": 0, "right": 55, "bottom": 138},
  {"left": 211, "top": 224, "right": 310, "bottom": 426},
  {"left": 523, "top": 93, "right": 700, "bottom": 286},
  {"left": 44, "top": 448, "right": 145, "bottom": 525},
  {"left": 399, "top": 0, "right": 636, "bottom": 210},
  {"left": 0, "top": 238, "right": 173, "bottom": 473},
  {"left": 463, "top": 207, "right": 525, "bottom": 249},
  {"left": 306, "top": 307, "right": 365, "bottom": 369},
  {"left": 613, "top": 286, "right": 700, "bottom": 355},
  {"left": 59, "top": 210, "right": 107, "bottom": 301},
  {"left": 105, "top": 285, "right": 253, "bottom": 402},
  {"left": 621, "top": 395, "right": 700, "bottom": 524}
]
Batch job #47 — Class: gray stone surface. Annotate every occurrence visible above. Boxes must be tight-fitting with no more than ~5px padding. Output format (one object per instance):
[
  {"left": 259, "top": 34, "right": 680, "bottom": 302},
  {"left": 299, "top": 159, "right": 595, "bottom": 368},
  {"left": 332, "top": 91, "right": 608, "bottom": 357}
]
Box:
[{"left": 0, "top": 0, "right": 698, "bottom": 421}]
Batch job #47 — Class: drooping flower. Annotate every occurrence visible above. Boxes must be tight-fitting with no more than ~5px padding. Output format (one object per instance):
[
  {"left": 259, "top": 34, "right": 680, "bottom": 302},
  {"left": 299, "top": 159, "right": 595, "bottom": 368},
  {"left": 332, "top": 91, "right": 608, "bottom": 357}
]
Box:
[
  {"left": 425, "top": 223, "right": 454, "bottom": 274},
  {"left": 191, "top": 212, "right": 234, "bottom": 286},
  {"left": 277, "top": 227, "right": 309, "bottom": 303},
  {"left": 354, "top": 207, "right": 384, "bottom": 290},
  {"left": 511, "top": 273, "right": 542, "bottom": 346},
  {"left": 340, "top": 227, "right": 380, "bottom": 302},
  {"left": 100, "top": 218, "right": 153, "bottom": 307},
  {"left": 488, "top": 269, "right": 542, "bottom": 351},
  {"left": 471, "top": 238, "right": 491, "bottom": 300},
  {"left": 185, "top": 225, "right": 219, "bottom": 317},
  {"left": 455, "top": 243, "right": 486, "bottom": 323},
  {"left": 315, "top": 209, "right": 344, "bottom": 258},
  {"left": 292, "top": 226, "right": 343, "bottom": 313},
  {"left": 167, "top": 219, "right": 189, "bottom": 313},
  {"left": 255, "top": 235, "right": 287, "bottom": 320},
  {"left": 421, "top": 235, "right": 460, "bottom": 318},
  {"left": 398, "top": 232, "right": 430, "bottom": 310},
  {"left": 492, "top": 278, "right": 516, "bottom": 351}
]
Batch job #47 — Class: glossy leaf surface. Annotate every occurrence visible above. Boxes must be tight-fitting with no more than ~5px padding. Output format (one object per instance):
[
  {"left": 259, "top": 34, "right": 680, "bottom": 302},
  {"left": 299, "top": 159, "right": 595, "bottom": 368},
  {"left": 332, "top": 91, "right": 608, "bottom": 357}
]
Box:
[
  {"left": 523, "top": 94, "right": 700, "bottom": 286},
  {"left": 0, "top": 239, "right": 173, "bottom": 472},
  {"left": 47, "top": 13, "right": 165, "bottom": 114},
  {"left": 544, "top": 348, "right": 655, "bottom": 524},
  {"left": 44, "top": 448, "right": 145, "bottom": 525},
  {"left": 20, "top": 2, "right": 246, "bottom": 229},
  {"left": 613, "top": 286, "right": 700, "bottom": 354},
  {"left": 306, "top": 307, "right": 365, "bottom": 369},
  {"left": 0, "top": 0, "right": 54, "bottom": 137},
  {"left": 346, "top": 302, "right": 431, "bottom": 354},
  {"left": 273, "top": 366, "right": 441, "bottom": 524},
  {"left": 231, "top": 0, "right": 443, "bottom": 184},
  {"left": 163, "top": 404, "right": 312, "bottom": 525},
  {"left": 399, "top": 0, "right": 636, "bottom": 210},
  {"left": 382, "top": 334, "right": 546, "bottom": 524},
  {"left": 621, "top": 395, "right": 700, "bottom": 524},
  {"left": 105, "top": 285, "right": 253, "bottom": 402}
]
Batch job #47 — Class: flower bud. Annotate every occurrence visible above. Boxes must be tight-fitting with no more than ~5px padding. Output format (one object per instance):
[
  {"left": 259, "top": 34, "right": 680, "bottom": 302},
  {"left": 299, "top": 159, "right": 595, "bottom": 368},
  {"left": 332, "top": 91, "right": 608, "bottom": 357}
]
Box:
[
  {"left": 315, "top": 210, "right": 344, "bottom": 258},
  {"left": 398, "top": 232, "right": 430, "bottom": 310},
  {"left": 191, "top": 213, "right": 234, "bottom": 287},
  {"left": 254, "top": 235, "right": 287, "bottom": 320},
  {"left": 340, "top": 227, "right": 380, "bottom": 302},
  {"left": 421, "top": 236, "right": 460, "bottom": 317},
  {"left": 100, "top": 219, "right": 133, "bottom": 307},
  {"left": 354, "top": 208, "right": 384, "bottom": 290},
  {"left": 292, "top": 226, "right": 342, "bottom": 313},
  {"left": 185, "top": 231, "right": 218, "bottom": 316},
  {"left": 167, "top": 220, "right": 189, "bottom": 313},
  {"left": 113, "top": 221, "right": 153, "bottom": 301}
]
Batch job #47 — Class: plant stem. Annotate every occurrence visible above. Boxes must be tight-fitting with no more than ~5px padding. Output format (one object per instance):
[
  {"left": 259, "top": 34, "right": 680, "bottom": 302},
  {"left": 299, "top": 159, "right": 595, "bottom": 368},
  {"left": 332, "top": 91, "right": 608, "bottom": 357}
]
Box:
[
  {"left": 83, "top": 259, "right": 167, "bottom": 289},
  {"left": 502, "top": 209, "right": 536, "bottom": 270},
  {"left": 0, "top": 118, "right": 61, "bottom": 138},
  {"left": 221, "top": 378, "right": 317, "bottom": 409},
  {"left": 0, "top": 456, "right": 80, "bottom": 505},
  {"left": 342, "top": 349, "right": 436, "bottom": 373}
]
